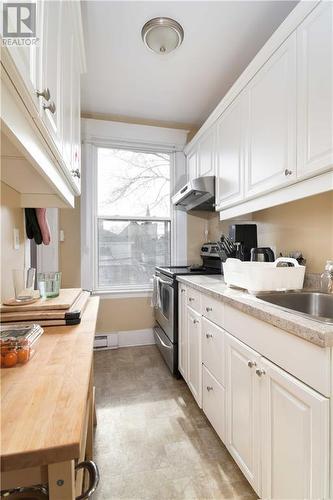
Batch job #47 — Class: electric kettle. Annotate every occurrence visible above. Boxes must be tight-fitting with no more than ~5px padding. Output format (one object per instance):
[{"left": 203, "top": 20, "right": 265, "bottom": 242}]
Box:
[{"left": 250, "top": 247, "right": 275, "bottom": 262}]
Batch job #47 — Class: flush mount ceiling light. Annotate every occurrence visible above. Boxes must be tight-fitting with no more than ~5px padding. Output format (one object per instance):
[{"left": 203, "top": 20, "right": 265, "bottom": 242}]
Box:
[{"left": 141, "top": 17, "right": 184, "bottom": 55}]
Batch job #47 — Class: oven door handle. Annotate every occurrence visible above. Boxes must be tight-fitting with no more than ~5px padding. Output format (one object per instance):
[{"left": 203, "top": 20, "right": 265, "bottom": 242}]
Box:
[
  {"left": 157, "top": 277, "right": 173, "bottom": 287},
  {"left": 154, "top": 328, "right": 172, "bottom": 350}
]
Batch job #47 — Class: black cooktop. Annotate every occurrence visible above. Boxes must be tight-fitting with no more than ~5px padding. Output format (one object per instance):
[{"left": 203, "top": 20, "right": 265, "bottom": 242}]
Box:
[{"left": 156, "top": 265, "right": 220, "bottom": 278}]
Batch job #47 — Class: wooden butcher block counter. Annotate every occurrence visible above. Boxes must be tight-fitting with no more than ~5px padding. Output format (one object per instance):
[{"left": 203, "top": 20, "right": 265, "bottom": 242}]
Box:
[{"left": 1, "top": 297, "right": 100, "bottom": 500}]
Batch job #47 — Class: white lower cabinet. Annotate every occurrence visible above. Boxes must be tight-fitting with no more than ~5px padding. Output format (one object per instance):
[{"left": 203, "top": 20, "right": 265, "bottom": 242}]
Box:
[
  {"left": 179, "top": 285, "right": 330, "bottom": 499},
  {"left": 202, "top": 366, "right": 225, "bottom": 442},
  {"left": 225, "top": 333, "right": 261, "bottom": 493},
  {"left": 225, "top": 332, "right": 329, "bottom": 499},
  {"left": 260, "top": 357, "right": 329, "bottom": 500},
  {"left": 178, "top": 285, "right": 188, "bottom": 381},
  {"left": 187, "top": 306, "right": 202, "bottom": 407}
]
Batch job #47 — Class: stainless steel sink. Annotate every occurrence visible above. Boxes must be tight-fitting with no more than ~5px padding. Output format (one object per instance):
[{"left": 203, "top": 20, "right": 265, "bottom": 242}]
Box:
[{"left": 255, "top": 291, "right": 333, "bottom": 324}]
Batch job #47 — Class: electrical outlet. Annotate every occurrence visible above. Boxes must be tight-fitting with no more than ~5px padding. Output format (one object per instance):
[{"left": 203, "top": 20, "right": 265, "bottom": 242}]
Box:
[{"left": 13, "top": 228, "right": 20, "bottom": 250}]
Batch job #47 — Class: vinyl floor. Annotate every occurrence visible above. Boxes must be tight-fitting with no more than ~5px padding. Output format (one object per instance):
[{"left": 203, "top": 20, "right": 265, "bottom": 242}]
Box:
[{"left": 93, "top": 345, "right": 257, "bottom": 500}]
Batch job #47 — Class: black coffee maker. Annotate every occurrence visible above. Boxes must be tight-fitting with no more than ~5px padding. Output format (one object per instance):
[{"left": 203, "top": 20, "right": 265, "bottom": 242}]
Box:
[{"left": 229, "top": 224, "right": 258, "bottom": 261}]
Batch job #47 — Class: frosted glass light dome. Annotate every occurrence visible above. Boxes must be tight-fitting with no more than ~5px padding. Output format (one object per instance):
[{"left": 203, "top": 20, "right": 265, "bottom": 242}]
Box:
[{"left": 141, "top": 17, "right": 184, "bottom": 54}]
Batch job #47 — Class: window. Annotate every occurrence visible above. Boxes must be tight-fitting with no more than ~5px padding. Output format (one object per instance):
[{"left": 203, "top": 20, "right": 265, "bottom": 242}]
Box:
[{"left": 96, "top": 147, "right": 171, "bottom": 291}]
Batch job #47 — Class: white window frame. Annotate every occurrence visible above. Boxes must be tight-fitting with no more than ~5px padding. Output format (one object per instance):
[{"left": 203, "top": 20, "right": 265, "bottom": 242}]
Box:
[{"left": 81, "top": 119, "right": 188, "bottom": 297}]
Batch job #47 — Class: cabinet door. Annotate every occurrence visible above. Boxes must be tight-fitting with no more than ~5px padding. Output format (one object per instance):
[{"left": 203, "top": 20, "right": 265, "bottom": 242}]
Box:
[
  {"left": 198, "top": 128, "right": 215, "bottom": 177},
  {"left": 71, "top": 50, "right": 81, "bottom": 193},
  {"left": 187, "top": 149, "right": 197, "bottom": 182},
  {"left": 226, "top": 333, "right": 261, "bottom": 493},
  {"left": 40, "top": 0, "right": 62, "bottom": 148},
  {"left": 245, "top": 33, "right": 297, "bottom": 198},
  {"left": 203, "top": 365, "right": 225, "bottom": 442},
  {"left": 178, "top": 285, "right": 188, "bottom": 381},
  {"left": 260, "top": 358, "right": 329, "bottom": 500},
  {"left": 5, "top": 0, "right": 42, "bottom": 112},
  {"left": 60, "top": 2, "right": 74, "bottom": 171},
  {"left": 297, "top": 2, "right": 333, "bottom": 178},
  {"left": 187, "top": 306, "right": 202, "bottom": 407},
  {"left": 216, "top": 95, "right": 245, "bottom": 209}
]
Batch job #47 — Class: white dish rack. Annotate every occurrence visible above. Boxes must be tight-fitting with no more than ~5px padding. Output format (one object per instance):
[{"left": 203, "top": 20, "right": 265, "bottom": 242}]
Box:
[{"left": 223, "top": 258, "right": 306, "bottom": 293}]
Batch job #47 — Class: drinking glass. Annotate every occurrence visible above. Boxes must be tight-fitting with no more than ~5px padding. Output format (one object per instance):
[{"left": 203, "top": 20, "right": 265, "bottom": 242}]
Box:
[
  {"left": 12, "top": 268, "right": 36, "bottom": 301},
  {"left": 37, "top": 272, "right": 61, "bottom": 298}
]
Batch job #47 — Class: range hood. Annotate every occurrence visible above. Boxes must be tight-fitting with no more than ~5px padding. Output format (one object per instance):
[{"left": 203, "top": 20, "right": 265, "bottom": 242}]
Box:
[{"left": 172, "top": 176, "right": 215, "bottom": 211}]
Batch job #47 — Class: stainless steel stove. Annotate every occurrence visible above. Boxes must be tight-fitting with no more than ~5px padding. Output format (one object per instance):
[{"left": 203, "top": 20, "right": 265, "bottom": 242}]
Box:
[{"left": 153, "top": 244, "right": 223, "bottom": 377}]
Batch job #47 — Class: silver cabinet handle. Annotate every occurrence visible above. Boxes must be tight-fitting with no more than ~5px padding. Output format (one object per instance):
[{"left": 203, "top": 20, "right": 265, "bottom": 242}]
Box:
[
  {"left": 181, "top": 288, "right": 186, "bottom": 293},
  {"left": 193, "top": 319, "right": 199, "bottom": 324},
  {"left": 248, "top": 360, "right": 257, "bottom": 368},
  {"left": 205, "top": 333, "right": 213, "bottom": 339},
  {"left": 71, "top": 168, "right": 81, "bottom": 179},
  {"left": 189, "top": 297, "right": 194, "bottom": 302},
  {"left": 43, "top": 101, "right": 56, "bottom": 114},
  {"left": 284, "top": 169, "right": 293, "bottom": 176},
  {"left": 206, "top": 386, "right": 213, "bottom": 391},
  {"left": 36, "top": 87, "right": 50, "bottom": 101},
  {"left": 256, "top": 368, "right": 266, "bottom": 377},
  {"left": 205, "top": 307, "right": 212, "bottom": 312}
]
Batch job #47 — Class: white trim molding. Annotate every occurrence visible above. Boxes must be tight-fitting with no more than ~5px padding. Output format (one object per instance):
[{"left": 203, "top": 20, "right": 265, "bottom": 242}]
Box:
[
  {"left": 81, "top": 118, "right": 188, "bottom": 292},
  {"left": 94, "top": 329, "right": 155, "bottom": 350}
]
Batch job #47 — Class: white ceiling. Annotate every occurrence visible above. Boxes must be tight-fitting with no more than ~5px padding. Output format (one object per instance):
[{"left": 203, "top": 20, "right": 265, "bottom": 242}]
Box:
[{"left": 81, "top": 1, "right": 298, "bottom": 128}]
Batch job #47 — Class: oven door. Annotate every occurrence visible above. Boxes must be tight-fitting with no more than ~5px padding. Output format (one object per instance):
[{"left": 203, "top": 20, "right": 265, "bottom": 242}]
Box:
[{"left": 154, "top": 272, "right": 175, "bottom": 343}]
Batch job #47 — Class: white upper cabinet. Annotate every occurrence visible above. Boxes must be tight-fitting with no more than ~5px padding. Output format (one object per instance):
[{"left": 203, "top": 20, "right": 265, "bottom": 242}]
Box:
[
  {"left": 260, "top": 357, "right": 329, "bottom": 500},
  {"left": 40, "top": 0, "right": 62, "bottom": 149},
  {"left": 245, "top": 33, "right": 297, "bottom": 198},
  {"left": 198, "top": 127, "right": 215, "bottom": 177},
  {"left": 297, "top": 2, "right": 333, "bottom": 178},
  {"left": 216, "top": 94, "right": 245, "bottom": 209},
  {"left": 187, "top": 148, "right": 198, "bottom": 182}
]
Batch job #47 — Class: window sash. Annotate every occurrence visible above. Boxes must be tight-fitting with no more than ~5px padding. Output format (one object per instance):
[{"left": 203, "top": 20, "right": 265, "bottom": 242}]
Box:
[{"left": 95, "top": 217, "right": 171, "bottom": 291}]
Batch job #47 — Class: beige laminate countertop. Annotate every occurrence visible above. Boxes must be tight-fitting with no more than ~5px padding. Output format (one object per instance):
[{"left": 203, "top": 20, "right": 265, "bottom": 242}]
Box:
[
  {"left": 177, "top": 275, "right": 333, "bottom": 348},
  {"left": 0, "top": 296, "right": 100, "bottom": 472}
]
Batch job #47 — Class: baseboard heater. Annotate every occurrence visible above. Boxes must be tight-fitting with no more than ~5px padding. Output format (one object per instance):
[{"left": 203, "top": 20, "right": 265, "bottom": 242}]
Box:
[{"left": 94, "top": 329, "right": 155, "bottom": 350}]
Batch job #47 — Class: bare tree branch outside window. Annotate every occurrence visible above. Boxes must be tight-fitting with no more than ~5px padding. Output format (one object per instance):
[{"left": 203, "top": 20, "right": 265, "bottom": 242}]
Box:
[{"left": 96, "top": 147, "right": 171, "bottom": 289}]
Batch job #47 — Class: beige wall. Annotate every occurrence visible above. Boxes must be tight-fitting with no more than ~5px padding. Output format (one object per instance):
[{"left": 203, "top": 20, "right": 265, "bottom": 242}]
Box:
[
  {"left": 59, "top": 199, "right": 81, "bottom": 288},
  {"left": 206, "top": 191, "right": 333, "bottom": 273},
  {"left": 1, "top": 182, "right": 26, "bottom": 300},
  {"left": 97, "top": 297, "right": 155, "bottom": 332}
]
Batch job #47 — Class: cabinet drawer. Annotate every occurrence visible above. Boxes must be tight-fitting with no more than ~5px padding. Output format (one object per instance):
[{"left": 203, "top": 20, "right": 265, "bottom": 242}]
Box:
[
  {"left": 187, "top": 287, "right": 201, "bottom": 313},
  {"left": 202, "top": 294, "right": 224, "bottom": 327},
  {"left": 203, "top": 365, "right": 225, "bottom": 442},
  {"left": 202, "top": 317, "right": 225, "bottom": 386}
]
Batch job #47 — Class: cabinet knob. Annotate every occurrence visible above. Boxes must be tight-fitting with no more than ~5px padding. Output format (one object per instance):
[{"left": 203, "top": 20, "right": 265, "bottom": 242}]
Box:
[
  {"left": 193, "top": 319, "right": 199, "bottom": 324},
  {"left": 43, "top": 101, "right": 56, "bottom": 114},
  {"left": 256, "top": 368, "right": 266, "bottom": 377},
  {"left": 206, "top": 386, "right": 213, "bottom": 391},
  {"left": 71, "top": 168, "right": 81, "bottom": 179},
  {"left": 36, "top": 87, "right": 50, "bottom": 101},
  {"left": 205, "top": 307, "right": 212, "bottom": 312},
  {"left": 189, "top": 297, "right": 194, "bottom": 302},
  {"left": 247, "top": 360, "right": 257, "bottom": 368},
  {"left": 284, "top": 169, "right": 293, "bottom": 176},
  {"left": 181, "top": 289, "right": 185, "bottom": 293},
  {"left": 205, "top": 333, "right": 213, "bottom": 339}
]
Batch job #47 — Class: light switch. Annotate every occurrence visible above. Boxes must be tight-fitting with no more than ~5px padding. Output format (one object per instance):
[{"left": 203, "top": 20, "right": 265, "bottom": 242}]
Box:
[
  {"left": 59, "top": 229, "right": 65, "bottom": 242},
  {"left": 13, "top": 228, "right": 20, "bottom": 250}
]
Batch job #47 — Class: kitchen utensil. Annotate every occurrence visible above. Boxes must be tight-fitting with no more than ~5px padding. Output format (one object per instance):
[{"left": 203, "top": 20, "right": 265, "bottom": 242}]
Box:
[
  {"left": 250, "top": 247, "right": 275, "bottom": 262},
  {"left": 37, "top": 272, "right": 62, "bottom": 298},
  {"left": 12, "top": 268, "right": 36, "bottom": 302}
]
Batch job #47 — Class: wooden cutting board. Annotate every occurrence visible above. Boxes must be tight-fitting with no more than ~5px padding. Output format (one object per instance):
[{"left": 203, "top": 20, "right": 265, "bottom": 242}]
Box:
[
  {"left": 1, "top": 291, "right": 90, "bottom": 325},
  {"left": 0, "top": 288, "right": 82, "bottom": 313}
]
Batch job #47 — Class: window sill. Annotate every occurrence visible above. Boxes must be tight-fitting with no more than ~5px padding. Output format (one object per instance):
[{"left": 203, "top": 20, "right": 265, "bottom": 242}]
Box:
[{"left": 92, "top": 289, "right": 153, "bottom": 299}]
